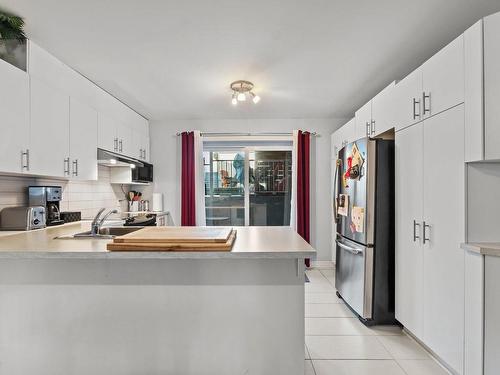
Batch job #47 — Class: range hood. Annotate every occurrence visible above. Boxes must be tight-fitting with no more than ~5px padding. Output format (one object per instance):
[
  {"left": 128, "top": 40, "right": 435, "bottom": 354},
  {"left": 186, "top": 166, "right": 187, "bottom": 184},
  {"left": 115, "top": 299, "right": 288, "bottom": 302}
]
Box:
[{"left": 97, "top": 148, "right": 144, "bottom": 168}]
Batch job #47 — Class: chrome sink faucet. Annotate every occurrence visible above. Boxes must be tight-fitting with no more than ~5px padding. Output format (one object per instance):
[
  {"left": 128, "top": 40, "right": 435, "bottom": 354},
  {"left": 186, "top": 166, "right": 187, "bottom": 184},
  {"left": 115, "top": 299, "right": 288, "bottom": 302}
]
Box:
[{"left": 91, "top": 208, "right": 118, "bottom": 236}]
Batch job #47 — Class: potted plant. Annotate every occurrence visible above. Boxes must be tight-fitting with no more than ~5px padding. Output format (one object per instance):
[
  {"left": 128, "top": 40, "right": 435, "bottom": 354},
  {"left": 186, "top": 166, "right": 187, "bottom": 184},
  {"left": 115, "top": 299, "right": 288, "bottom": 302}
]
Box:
[{"left": 0, "top": 9, "right": 27, "bottom": 71}]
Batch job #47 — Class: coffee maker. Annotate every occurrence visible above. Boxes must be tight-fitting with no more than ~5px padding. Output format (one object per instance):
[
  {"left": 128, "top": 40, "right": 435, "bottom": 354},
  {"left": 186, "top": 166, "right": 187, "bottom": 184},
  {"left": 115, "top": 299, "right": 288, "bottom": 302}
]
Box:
[{"left": 28, "top": 186, "right": 64, "bottom": 226}]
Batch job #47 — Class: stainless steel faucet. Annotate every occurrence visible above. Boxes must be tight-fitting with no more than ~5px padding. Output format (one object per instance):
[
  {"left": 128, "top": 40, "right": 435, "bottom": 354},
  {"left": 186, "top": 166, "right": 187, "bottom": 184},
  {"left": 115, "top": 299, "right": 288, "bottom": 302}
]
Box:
[{"left": 90, "top": 208, "right": 118, "bottom": 236}]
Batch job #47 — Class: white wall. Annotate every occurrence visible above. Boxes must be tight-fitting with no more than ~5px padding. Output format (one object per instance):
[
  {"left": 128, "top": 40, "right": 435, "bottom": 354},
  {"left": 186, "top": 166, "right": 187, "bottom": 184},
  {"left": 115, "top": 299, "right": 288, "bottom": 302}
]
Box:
[{"left": 149, "top": 118, "right": 345, "bottom": 261}]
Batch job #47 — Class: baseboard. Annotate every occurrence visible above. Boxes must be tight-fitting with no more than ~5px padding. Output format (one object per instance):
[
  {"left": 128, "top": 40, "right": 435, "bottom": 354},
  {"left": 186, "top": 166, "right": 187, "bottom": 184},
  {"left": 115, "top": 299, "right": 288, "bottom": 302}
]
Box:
[
  {"left": 310, "top": 260, "right": 335, "bottom": 269},
  {"left": 402, "top": 328, "right": 455, "bottom": 375}
]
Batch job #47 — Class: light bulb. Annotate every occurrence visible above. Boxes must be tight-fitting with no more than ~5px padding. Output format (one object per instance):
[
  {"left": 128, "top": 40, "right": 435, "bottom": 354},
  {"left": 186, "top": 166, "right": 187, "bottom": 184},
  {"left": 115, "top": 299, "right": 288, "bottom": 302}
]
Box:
[
  {"left": 252, "top": 94, "right": 261, "bottom": 104},
  {"left": 237, "top": 92, "right": 246, "bottom": 101},
  {"left": 130, "top": 164, "right": 136, "bottom": 169},
  {"left": 109, "top": 159, "right": 117, "bottom": 165},
  {"left": 231, "top": 94, "right": 238, "bottom": 105}
]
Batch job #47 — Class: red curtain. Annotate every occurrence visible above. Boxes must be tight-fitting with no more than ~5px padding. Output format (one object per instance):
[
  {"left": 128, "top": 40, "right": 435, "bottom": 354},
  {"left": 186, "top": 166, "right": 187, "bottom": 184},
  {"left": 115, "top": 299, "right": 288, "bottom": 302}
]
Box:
[
  {"left": 181, "top": 131, "right": 196, "bottom": 226},
  {"left": 297, "top": 130, "right": 311, "bottom": 267}
]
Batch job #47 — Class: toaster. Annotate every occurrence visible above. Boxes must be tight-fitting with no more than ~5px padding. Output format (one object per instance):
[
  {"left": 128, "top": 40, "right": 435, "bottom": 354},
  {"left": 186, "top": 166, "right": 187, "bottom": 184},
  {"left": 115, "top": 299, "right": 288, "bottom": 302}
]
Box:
[{"left": 0, "top": 206, "right": 46, "bottom": 231}]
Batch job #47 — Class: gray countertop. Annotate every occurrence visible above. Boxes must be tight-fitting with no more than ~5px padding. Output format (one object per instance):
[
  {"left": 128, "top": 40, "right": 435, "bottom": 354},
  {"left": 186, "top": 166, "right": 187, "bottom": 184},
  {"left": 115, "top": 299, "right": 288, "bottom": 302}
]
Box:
[
  {"left": 0, "top": 222, "right": 316, "bottom": 259},
  {"left": 461, "top": 242, "right": 500, "bottom": 257}
]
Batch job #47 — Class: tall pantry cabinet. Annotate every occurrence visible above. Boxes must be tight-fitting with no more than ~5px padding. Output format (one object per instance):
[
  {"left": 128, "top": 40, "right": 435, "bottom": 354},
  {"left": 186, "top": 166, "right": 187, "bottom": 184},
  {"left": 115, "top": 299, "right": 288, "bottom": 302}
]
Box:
[{"left": 395, "top": 32, "right": 466, "bottom": 374}]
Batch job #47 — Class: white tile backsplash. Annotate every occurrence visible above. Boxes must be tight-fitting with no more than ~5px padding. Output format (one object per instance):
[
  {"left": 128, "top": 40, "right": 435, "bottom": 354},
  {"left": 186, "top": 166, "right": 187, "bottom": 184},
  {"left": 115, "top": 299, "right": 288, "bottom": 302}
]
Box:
[{"left": 0, "top": 166, "right": 137, "bottom": 220}]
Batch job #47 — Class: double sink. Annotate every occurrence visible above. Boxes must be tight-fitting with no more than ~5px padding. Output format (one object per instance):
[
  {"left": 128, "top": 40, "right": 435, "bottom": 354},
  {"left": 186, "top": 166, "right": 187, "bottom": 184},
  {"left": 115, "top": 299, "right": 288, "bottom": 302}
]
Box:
[{"left": 56, "top": 226, "right": 144, "bottom": 240}]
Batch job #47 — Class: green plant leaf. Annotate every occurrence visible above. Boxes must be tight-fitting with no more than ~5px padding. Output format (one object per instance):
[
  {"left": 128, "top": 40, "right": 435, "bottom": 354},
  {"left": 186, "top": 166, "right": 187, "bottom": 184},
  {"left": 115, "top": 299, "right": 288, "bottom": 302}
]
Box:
[{"left": 0, "top": 10, "right": 26, "bottom": 40}]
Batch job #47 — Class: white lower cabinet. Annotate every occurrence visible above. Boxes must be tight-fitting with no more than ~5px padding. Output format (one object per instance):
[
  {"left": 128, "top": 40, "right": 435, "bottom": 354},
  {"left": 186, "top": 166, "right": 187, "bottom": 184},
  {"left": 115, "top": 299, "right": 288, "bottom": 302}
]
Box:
[
  {"left": 30, "top": 78, "right": 70, "bottom": 178},
  {"left": 464, "top": 250, "right": 484, "bottom": 375},
  {"left": 422, "top": 106, "right": 465, "bottom": 374},
  {"left": 0, "top": 60, "right": 30, "bottom": 174},
  {"left": 395, "top": 122, "right": 424, "bottom": 338},
  {"left": 69, "top": 97, "right": 98, "bottom": 180},
  {"left": 396, "top": 105, "right": 465, "bottom": 374}
]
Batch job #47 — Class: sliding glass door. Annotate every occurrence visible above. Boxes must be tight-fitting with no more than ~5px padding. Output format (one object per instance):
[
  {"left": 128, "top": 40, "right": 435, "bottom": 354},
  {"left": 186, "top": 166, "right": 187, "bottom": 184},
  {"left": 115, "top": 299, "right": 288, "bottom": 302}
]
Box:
[{"left": 204, "top": 147, "right": 292, "bottom": 226}]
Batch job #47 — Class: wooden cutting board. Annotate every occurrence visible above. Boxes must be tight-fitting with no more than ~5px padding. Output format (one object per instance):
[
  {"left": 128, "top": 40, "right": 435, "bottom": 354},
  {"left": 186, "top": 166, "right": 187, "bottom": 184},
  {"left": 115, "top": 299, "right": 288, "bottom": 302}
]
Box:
[
  {"left": 113, "top": 226, "right": 233, "bottom": 243},
  {"left": 107, "top": 229, "right": 237, "bottom": 252}
]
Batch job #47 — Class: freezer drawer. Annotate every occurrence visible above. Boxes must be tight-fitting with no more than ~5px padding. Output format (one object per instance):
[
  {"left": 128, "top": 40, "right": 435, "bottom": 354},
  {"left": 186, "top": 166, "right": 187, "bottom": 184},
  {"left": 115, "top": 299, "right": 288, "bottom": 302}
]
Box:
[{"left": 335, "top": 236, "right": 374, "bottom": 319}]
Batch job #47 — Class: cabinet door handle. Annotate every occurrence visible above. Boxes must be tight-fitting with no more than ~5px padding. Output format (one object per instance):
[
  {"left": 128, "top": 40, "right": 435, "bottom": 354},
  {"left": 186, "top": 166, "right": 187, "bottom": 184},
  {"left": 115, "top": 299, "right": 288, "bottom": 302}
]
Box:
[
  {"left": 72, "top": 160, "right": 78, "bottom": 176},
  {"left": 64, "top": 157, "right": 70, "bottom": 175},
  {"left": 366, "top": 122, "right": 370, "bottom": 137},
  {"left": 143, "top": 149, "right": 146, "bottom": 160},
  {"left": 423, "top": 92, "right": 431, "bottom": 115},
  {"left": 140, "top": 148, "right": 143, "bottom": 159},
  {"left": 423, "top": 221, "right": 430, "bottom": 244},
  {"left": 413, "top": 98, "right": 420, "bottom": 120},
  {"left": 413, "top": 220, "right": 420, "bottom": 242},
  {"left": 371, "top": 120, "right": 375, "bottom": 135},
  {"left": 113, "top": 138, "right": 118, "bottom": 151},
  {"left": 21, "top": 149, "right": 30, "bottom": 171},
  {"left": 119, "top": 139, "right": 123, "bottom": 152}
]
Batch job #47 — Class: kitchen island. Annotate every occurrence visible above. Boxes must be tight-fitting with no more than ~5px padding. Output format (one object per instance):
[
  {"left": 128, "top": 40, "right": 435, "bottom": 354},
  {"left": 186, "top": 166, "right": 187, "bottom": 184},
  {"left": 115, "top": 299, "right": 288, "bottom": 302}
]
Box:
[{"left": 0, "top": 223, "right": 314, "bottom": 375}]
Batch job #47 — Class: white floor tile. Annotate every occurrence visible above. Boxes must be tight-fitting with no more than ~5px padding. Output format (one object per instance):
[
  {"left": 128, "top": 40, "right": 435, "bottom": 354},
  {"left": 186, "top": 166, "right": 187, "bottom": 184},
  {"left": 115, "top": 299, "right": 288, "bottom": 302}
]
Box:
[
  {"left": 306, "top": 317, "right": 373, "bottom": 336},
  {"left": 305, "top": 303, "right": 355, "bottom": 318},
  {"left": 305, "top": 282, "right": 336, "bottom": 293},
  {"left": 305, "top": 360, "right": 316, "bottom": 375},
  {"left": 305, "top": 335, "right": 392, "bottom": 360},
  {"left": 319, "top": 269, "right": 335, "bottom": 284},
  {"left": 366, "top": 324, "right": 404, "bottom": 336},
  {"left": 305, "top": 293, "right": 343, "bottom": 304},
  {"left": 306, "top": 269, "right": 328, "bottom": 282},
  {"left": 313, "top": 359, "right": 406, "bottom": 375},
  {"left": 377, "top": 335, "right": 430, "bottom": 359},
  {"left": 397, "top": 359, "right": 451, "bottom": 375},
  {"left": 319, "top": 269, "right": 335, "bottom": 277}
]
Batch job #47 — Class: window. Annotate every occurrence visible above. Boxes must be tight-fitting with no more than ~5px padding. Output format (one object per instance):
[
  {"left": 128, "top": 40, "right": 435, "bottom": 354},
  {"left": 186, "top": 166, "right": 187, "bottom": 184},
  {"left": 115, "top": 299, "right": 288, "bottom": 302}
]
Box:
[{"left": 203, "top": 145, "right": 292, "bottom": 226}]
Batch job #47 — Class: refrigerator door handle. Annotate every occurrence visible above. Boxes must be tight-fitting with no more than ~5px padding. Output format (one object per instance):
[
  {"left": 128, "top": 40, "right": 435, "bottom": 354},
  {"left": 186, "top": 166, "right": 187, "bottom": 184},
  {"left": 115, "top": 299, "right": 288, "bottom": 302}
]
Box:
[
  {"left": 333, "top": 159, "right": 342, "bottom": 223},
  {"left": 336, "top": 240, "right": 363, "bottom": 255}
]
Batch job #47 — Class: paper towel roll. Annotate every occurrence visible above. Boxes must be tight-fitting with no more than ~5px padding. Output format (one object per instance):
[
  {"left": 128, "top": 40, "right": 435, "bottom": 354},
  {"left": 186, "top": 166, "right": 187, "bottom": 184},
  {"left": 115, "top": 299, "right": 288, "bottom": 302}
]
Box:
[{"left": 152, "top": 193, "right": 163, "bottom": 212}]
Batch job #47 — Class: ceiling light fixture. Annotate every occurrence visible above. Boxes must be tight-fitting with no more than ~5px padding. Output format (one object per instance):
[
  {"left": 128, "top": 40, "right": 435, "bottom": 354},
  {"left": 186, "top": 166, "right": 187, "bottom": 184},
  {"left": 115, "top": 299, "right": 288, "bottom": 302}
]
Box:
[{"left": 230, "top": 80, "right": 261, "bottom": 105}]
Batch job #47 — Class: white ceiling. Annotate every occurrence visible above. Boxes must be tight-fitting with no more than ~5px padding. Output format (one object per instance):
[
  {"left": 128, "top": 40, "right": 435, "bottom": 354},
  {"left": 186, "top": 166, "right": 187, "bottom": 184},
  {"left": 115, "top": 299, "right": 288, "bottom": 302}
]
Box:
[{"left": 2, "top": 0, "right": 500, "bottom": 121}]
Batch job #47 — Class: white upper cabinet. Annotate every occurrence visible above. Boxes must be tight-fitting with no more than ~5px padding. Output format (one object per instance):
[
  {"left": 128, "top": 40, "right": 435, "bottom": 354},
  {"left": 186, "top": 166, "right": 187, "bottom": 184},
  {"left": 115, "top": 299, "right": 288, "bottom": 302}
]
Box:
[
  {"left": 0, "top": 59, "right": 30, "bottom": 174},
  {"left": 462, "top": 12, "right": 500, "bottom": 162},
  {"left": 70, "top": 97, "right": 98, "bottom": 180},
  {"left": 421, "top": 35, "right": 464, "bottom": 119},
  {"left": 355, "top": 101, "right": 371, "bottom": 139},
  {"left": 371, "top": 82, "right": 396, "bottom": 137},
  {"left": 464, "top": 20, "right": 484, "bottom": 162},
  {"left": 97, "top": 113, "right": 118, "bottom": 153},
  {"left": 116, "top": 121, "right": 132, "bottom": 156},
  {"left": 484, "top": 11, "right": 500, "bottom": 161},
  {"left": 132, "top": 126, "right": 150, "bottom": 162},
  {"left": 331, "top": 118, "right": 356, "bottom": 159},
  {"left": 394, "top": 68, "right": 423, "bottom": 131},
  {"left": 30, "top": 78, "right": 70, "bottom": 178}
]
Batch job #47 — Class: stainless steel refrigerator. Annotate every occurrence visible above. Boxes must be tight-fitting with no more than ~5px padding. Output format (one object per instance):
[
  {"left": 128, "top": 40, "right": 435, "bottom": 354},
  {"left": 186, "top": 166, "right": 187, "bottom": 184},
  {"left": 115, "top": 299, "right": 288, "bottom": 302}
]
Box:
[{"left": 333, "top": 137, "right": 395, "bottom": 325}]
